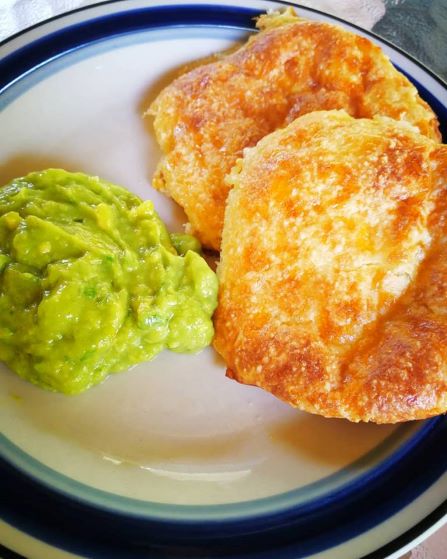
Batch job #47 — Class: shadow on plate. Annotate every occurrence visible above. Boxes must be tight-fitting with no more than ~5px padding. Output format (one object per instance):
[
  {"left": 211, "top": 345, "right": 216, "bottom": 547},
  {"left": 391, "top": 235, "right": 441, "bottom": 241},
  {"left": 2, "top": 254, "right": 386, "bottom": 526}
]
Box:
[
  {"left": 0, "top": 153, "right": 88, "bottom": 185},
  {"left": 268, "top": 412, "right": 398, "bottom": 467}
]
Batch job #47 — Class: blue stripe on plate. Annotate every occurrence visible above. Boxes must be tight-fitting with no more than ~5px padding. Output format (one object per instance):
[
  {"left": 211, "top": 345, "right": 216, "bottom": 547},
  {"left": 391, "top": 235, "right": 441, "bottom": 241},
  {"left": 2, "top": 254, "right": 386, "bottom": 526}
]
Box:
[
  {"left": 0, "top": 5, "right": 258, "bottom": 94},
  {"left": 0, "top": 420, "right": 428, "bottom": 521},
  {"left": 1, "top": 417, "right": 446, "bottom": 558},
  {"left": 1, "top": 2, "right": 447, "bottom": 558},
  {"left": 0, "top": 544, "right": 27, "bottom": 559}
]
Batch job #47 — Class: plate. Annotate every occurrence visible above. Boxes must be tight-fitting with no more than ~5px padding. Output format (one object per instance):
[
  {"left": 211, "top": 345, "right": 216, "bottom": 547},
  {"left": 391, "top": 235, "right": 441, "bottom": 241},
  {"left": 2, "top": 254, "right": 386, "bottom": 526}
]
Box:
[{"left": 0, "top": 1, "right": 446, "bottom": 558}]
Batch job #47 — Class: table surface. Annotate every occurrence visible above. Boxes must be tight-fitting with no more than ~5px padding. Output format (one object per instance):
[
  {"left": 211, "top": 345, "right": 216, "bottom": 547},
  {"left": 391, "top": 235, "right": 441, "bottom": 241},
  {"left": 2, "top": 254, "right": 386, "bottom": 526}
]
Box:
[{"left": 0, "top": 1, "right": 446, "bottom": 558}]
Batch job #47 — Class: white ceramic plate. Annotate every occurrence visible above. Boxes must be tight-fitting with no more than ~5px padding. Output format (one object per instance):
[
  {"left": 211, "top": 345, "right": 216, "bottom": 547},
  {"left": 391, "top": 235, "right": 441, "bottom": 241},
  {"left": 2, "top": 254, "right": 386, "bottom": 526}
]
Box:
[{"left": 1, "top": 1, "right": 446, "bottom": 558}]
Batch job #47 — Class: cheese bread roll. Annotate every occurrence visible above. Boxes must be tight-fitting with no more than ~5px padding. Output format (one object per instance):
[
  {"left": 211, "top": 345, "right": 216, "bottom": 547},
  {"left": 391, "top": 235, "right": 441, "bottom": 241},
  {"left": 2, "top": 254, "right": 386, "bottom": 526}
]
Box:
[{"left": 214, "top": 110, "right": 447, "bottom": 423}]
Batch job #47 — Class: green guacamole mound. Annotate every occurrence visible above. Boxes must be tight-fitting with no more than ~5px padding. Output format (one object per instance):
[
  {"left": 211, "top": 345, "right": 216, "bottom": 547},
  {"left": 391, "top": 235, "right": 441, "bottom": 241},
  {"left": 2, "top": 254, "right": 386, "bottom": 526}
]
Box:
[{"left": 0, "top": 169, "right": 218, "bottom": 394}]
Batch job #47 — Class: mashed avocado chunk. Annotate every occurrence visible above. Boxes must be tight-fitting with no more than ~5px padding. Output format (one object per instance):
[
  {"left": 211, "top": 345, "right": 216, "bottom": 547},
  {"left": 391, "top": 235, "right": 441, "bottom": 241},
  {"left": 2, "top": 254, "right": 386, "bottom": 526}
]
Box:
[{"left": 0, "top": 169, "right": 218, "bottom": 394}]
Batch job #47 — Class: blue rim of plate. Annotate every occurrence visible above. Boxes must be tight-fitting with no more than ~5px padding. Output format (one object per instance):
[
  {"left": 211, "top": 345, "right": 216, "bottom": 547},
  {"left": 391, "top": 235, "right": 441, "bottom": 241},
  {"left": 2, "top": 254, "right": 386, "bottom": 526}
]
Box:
[{"left": 0, "top": 1, "right": 447, "bottom": 558}]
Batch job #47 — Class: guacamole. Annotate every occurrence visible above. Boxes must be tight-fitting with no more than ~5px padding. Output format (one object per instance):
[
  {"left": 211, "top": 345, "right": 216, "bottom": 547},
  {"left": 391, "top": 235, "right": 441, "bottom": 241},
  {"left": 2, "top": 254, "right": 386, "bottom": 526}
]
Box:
[{"left": 0, "top": 169, "right": 218, "bottom": 394}]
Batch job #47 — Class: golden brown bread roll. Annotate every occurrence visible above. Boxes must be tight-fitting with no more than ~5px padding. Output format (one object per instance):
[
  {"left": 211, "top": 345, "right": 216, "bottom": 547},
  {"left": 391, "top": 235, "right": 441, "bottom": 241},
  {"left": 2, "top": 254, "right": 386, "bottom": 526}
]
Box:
[
  {"left": 148, "top": 9, "right": 441, "bottom": 250},
  {"left": 214, "top": 110, "right": 447, "bottom": 423}
]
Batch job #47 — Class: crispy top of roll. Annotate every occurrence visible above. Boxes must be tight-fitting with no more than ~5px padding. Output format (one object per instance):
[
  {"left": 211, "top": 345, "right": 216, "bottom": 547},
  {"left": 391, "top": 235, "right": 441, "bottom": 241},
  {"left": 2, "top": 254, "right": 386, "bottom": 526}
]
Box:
[{"left": 214, "top": 110, "right": 447, "bottom": 423}]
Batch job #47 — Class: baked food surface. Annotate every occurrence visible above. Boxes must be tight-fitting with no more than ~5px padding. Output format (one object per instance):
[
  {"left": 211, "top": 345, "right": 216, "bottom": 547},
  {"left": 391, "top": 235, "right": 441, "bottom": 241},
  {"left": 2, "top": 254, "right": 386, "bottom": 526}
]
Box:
[
  {"left": 214, "top": 110, "right": 447, "bottom": 423},
  {"left": 149, "top": 9, "right": 441, "bottom": 250}
]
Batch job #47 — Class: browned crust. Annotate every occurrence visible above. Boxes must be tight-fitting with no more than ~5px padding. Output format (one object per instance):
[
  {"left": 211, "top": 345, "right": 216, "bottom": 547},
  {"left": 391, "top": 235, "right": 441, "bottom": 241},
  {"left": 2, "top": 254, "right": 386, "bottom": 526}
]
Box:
[
  {"left": 213, "top": 111, "right": 447, "bottom": 423},
  {"left": 149, "top": 9, "right": 441, "bottom": 250}
]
